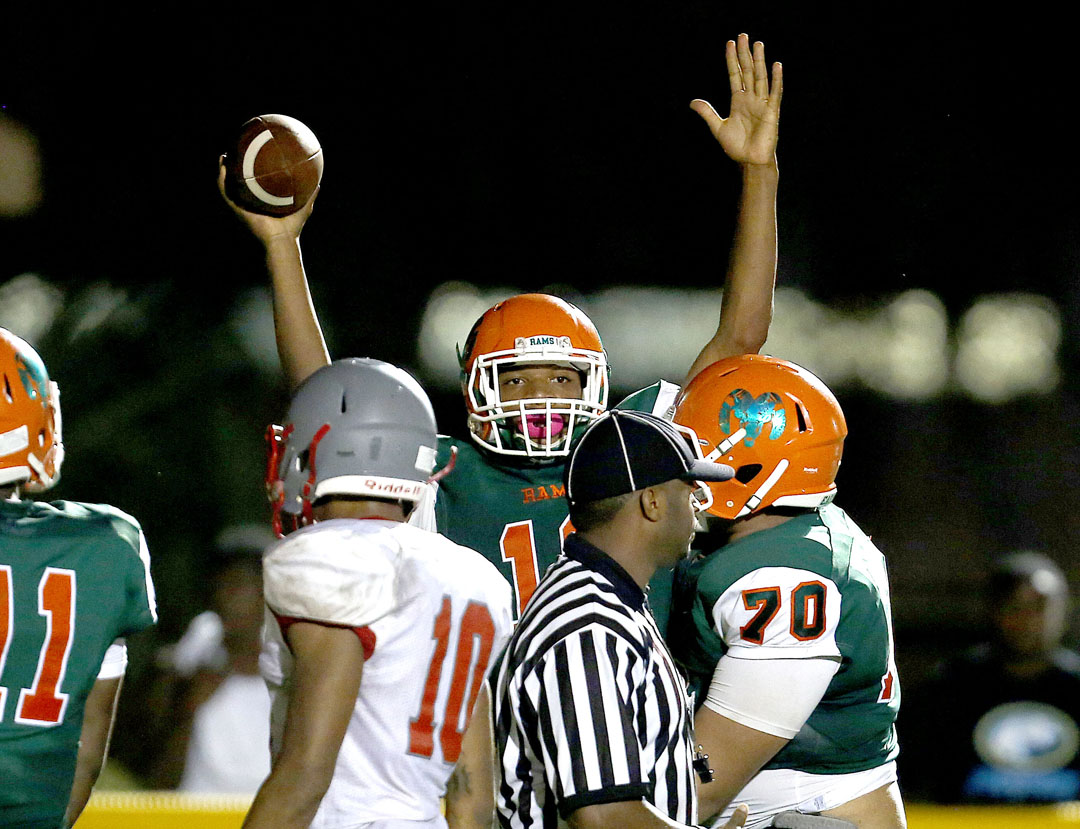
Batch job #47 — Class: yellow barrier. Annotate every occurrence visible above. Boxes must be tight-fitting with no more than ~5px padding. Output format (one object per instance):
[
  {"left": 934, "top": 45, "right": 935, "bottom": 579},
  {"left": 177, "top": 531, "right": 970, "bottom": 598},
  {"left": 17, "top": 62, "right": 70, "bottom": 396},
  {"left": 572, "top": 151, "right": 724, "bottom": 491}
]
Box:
[
  {"left": 77, "top": 795, "right": 1080, "bottom": 828},
  {"left": 78, "top": 792, "right": 252, "bottom": 829},
  {"left": 905, "top": 802, "right": 1080, "bottom": 828}
]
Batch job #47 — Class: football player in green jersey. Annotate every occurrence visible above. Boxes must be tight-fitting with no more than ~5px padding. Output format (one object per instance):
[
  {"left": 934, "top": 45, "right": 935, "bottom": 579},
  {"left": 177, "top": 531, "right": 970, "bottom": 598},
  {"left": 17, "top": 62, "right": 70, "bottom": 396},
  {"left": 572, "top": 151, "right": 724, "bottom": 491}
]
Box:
[
  {"left": 0, "top": 327, "right": 158, "bottom": 829},
  {"left": 668, "top": 355, "right": 906, "bottom": 829},
  {"left": 220, "top": 34, "right": 782, "bottom": 617}
]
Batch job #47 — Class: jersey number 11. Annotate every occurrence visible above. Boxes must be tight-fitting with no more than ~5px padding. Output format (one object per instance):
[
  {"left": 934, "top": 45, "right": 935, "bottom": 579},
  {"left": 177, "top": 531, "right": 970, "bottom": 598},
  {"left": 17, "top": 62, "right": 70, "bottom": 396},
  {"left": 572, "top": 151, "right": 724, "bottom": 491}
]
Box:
[{"left": 0, "top": 566, "right": 77, "bottom": 726}]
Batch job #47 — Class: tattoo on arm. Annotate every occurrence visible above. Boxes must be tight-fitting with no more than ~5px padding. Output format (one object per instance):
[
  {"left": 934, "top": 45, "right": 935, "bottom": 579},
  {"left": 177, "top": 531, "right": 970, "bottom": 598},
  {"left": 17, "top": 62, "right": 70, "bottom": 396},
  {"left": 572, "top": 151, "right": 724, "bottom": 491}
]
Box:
[{"left": 447, "top": 763, "right": 473, "bottom": 798}]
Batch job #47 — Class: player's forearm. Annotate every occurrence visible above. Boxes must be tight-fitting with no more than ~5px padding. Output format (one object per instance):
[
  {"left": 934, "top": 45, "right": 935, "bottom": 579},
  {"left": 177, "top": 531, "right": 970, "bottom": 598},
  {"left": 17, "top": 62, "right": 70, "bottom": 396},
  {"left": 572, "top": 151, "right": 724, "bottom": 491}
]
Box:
[
  {"left": 718, "top": 162, "right": 778, "bottom": 353},
  {"left": 445, "top": 759, "right": 496, "bottom": 829},
  {"left": 63, "top": 745, "right": 105, "bottom": 829},
  {"left": 686, "top": 163, "right": 778, "bottom": 385},
  {"left": 63, "top": 677, "right": 122, "bottom": 828},
  {"left": 447, "top": 685, "right": 496, "bottom": 828},
  {"left": 693, "top": 701, "right": 789, "bottom": 823},
  {"left": 243, "top": 762, "right": 333, "bottom": 829},
  {"left": 265, "top": 236, "right": 332, "bottom": 390},
  {"left": 717, "top": 161, "right": 777, "bottom": 354}
]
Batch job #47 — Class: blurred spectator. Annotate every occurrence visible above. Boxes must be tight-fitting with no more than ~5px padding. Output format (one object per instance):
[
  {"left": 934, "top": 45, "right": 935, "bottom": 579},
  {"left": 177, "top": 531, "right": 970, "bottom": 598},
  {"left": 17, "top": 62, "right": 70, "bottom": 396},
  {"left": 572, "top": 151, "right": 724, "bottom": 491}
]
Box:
[
  {"left": 900, "top": 551, "right": 1080, "bottom": 803},
  {"left": 140, "top": 524, "right": 273, "bottom": 792}
]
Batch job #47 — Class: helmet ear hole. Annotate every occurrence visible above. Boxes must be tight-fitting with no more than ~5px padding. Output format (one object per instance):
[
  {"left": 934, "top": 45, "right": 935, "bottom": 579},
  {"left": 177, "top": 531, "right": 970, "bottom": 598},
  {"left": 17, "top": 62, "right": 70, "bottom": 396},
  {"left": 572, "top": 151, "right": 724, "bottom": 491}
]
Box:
[
  {"left": 340, "top": 392, "right": 348, "bottom": 414},
  {"left": 2, "top": 374, "right": 11, "bottom": 404},
  {"left": 735, "top": 464, "right": 762, "bottom": 484},
  {"left": 796, "top": 403, "right": 809, "bottom": 432}
]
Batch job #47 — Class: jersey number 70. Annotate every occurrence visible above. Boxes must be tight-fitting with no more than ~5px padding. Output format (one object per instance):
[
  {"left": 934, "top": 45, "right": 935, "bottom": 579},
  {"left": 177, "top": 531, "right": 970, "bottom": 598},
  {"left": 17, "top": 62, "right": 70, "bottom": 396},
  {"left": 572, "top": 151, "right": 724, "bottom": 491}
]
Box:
[{"left": 0, "top": 566, "right": 77, "bottom": 726}]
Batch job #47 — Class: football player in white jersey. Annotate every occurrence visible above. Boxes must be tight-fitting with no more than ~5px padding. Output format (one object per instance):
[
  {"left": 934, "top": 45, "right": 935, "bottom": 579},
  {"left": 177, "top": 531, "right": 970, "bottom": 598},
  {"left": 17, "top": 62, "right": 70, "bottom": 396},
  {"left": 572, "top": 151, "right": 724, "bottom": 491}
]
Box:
[{"left": 243, "top": 358, "right": 513, "bottom": 829}]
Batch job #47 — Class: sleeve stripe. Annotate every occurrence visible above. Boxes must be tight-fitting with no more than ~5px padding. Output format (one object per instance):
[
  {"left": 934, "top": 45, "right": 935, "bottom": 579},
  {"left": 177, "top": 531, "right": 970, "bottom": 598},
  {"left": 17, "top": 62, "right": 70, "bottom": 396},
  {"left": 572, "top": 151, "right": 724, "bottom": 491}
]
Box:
[
  {"left": 579, "top": 631, "right": 615, "bottom": 787},
  {"left": 553, "top": 641, "right": 590, "bottom": 797},
  {"left": 273, "top": 614, "right": 377, "bottom": 660},
  {"left": 137, "top": 531, "right": 158, "bottom": 623},
  {"left": 605, "top": 630, "right": 639, "bottom": 783},
  {"left": 536, "top": 657, "right": 567, "bottom": 804}
]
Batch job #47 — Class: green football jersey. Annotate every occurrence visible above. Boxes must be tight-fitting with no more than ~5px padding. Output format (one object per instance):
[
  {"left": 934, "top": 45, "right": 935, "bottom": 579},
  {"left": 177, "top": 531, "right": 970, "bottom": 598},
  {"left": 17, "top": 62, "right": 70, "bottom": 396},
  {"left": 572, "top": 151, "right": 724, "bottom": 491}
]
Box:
[
  {"left": 615, "top": 379, "right": 680, "bottom": 420},
  {"left": 434, "top": 383, "right": 682, "bottom": 618},
  {"left": 434, "top": 438, "right": 572, "bottom": 618},
  {"left": 0, "top": 499, "right": 157, "bottom": 829},
  {"left": 668, "top": 504, "right": 900, "bottom": 775}
]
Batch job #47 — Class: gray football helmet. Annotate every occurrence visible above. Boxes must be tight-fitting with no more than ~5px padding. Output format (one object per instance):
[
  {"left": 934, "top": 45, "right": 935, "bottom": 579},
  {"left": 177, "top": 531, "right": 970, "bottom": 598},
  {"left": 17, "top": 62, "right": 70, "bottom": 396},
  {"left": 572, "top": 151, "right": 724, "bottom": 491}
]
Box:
[{"left": 266, "top": 358, "right": 439, "bottom": 534}]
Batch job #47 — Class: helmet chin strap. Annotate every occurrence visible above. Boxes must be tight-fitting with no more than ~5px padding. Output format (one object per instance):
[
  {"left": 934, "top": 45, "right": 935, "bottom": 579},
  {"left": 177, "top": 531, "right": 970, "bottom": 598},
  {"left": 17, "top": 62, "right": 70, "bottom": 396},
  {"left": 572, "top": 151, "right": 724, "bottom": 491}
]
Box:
[
  {"left": 737, "top": 459, "right": 789, "bottom": 518},
  {"left": 300, "top": 423, "right": 333, "bottom": 526},
  {"left": 266, "top": 423, "right": 293, "bottom": 538},
  {"left": 427, "top": 445, "right": 458, "bottom": 484},
  {"left": 704, "top": 428, "right": 747, "bottom": 462}
]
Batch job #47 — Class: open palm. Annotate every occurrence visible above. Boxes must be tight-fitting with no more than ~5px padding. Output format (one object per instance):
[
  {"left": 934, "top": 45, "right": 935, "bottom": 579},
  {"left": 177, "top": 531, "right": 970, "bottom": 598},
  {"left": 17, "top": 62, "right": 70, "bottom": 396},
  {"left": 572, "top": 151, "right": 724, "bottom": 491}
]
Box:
[{"left": 692, "top": 34, "right": 782, "bottom": 167}]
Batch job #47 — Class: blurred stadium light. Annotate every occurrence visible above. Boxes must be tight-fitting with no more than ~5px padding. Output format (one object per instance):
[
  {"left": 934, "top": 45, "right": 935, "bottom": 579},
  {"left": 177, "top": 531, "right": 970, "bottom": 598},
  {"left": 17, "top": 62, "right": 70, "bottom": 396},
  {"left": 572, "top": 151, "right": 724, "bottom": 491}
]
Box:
[
  {"left": 0, "top": 114, "right": 42, "bottom": 217},
  {"left": 760, "top": 289, "right": 949, "bottom": 400},
  {"left": 954, "top": 294, "right": 1062, "bottom": 404},
  {"left": 417, "top": 282, "right": 518, "bottom": 382},
  {"left": 0, "top": 273, "right": 64, "bottom": 342},
  {"left": 417, "top": 284, "right": 1061, "bottom": 403},
  {"left": 68, "top": 283, "right": 133, "bottom": 339}
]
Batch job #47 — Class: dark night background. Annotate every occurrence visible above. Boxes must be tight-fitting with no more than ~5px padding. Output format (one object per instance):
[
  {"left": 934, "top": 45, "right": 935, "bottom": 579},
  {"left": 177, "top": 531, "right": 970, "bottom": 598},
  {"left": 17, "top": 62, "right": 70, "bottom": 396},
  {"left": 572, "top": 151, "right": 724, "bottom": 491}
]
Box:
[{"left": 4, "top": 4, "right": 1080, "bottom": 763}]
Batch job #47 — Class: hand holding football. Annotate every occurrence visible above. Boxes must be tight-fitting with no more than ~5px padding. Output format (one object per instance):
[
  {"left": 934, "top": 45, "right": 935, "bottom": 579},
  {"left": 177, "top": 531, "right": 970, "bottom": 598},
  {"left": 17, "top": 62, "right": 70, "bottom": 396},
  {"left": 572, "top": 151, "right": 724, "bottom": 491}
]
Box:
[{"left": 223, "top": 114, "right": 323, "bottom": 217}]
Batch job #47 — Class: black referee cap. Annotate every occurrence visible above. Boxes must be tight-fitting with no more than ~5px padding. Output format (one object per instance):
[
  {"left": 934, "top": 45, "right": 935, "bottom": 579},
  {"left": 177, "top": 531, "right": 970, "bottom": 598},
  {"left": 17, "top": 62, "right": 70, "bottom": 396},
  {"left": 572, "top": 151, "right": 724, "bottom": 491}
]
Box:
[{"left": 564, "top": 410, "right": 734, "bottom": 506}]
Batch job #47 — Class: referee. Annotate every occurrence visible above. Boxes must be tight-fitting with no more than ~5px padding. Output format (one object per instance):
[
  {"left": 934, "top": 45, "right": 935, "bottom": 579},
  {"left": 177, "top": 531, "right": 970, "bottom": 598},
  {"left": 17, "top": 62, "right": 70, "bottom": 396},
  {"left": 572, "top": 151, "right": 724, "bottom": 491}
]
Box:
[{"left": 490, "top": 410, "right": 744, "bottom": 829}]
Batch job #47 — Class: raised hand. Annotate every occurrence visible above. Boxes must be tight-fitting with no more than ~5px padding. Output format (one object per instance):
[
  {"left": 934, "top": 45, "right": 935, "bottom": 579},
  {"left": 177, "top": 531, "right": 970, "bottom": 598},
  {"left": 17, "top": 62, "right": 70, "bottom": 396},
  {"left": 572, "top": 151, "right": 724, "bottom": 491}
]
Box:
[
  {"left": 691, "top": 34, "right": 782, "bottom": 167},
  {"left": 217, "top": 156, "right": 318, "bottom": 247}
]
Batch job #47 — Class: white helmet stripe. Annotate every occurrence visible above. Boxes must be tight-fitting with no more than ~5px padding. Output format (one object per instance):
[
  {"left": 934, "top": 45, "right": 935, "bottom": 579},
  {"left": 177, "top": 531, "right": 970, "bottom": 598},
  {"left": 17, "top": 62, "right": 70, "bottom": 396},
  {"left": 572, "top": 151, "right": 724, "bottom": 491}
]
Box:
[
  {"left": 0, "top": 465, "right": 31, "bottom": 486},
  {"left": 0, "top": 425, "right": 29, "bottom": 457}
]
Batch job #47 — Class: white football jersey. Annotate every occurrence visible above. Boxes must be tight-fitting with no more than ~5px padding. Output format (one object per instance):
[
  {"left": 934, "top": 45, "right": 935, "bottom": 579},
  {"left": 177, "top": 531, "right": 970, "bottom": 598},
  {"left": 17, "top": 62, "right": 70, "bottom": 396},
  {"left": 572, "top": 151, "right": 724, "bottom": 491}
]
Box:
[{"left": 260, "top": 518, "right": 513, "bottom": 828}]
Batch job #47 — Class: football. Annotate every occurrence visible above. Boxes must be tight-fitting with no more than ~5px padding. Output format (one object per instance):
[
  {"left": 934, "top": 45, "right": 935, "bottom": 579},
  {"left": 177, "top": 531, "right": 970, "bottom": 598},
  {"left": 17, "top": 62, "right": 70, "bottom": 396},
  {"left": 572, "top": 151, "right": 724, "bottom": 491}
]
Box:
[{"left": 224, "top": 114, "right": 323, "bottom": 217}]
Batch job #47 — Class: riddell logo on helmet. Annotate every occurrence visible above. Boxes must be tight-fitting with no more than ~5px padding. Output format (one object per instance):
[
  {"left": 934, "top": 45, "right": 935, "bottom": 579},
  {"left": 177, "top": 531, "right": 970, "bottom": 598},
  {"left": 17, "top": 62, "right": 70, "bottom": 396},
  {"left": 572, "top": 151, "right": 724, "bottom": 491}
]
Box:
[
  {"left": 515, "top": 336, "right": 572, "bottom": 352},
  {"left": 364, "top": 479, "right": 425, "bottom": 497}
]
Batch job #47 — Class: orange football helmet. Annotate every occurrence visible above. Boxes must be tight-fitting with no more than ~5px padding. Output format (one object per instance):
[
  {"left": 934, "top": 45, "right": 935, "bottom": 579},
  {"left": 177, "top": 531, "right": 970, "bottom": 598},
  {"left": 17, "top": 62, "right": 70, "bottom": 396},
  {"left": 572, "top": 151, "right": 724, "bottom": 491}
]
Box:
[
  {"left": 674, "top": 355, "right": 846, "bottom": 520},
  {"left": 0, "top": 328, "right": 64, "bottom": 491},
  {"left": 458, "top": 294, "right": 608, "bottom": 458}
]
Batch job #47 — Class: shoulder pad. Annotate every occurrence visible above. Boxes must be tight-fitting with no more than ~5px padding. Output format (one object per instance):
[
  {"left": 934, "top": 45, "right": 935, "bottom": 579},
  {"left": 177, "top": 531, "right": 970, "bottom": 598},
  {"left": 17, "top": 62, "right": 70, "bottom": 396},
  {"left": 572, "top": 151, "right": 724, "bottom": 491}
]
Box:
[
  {"left": 615, "top": 380, "right": 681, "bottom": 418},
  {"left": 263, "top": 521, "right": 401, "bottom": 627},
  {"left": 53, "top": 500, "right": 143, "bottom": 554}
]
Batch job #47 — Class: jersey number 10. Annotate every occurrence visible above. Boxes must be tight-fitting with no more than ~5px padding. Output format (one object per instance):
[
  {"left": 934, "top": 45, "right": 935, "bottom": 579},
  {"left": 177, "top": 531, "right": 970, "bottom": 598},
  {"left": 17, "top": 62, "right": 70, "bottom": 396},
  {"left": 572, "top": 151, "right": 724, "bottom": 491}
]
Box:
[
  {"left": 407, "top": 597, "right": 495, "bottom": 764},
  {"left": 0, "top": 566, "right": 76, "bottom": 726}
]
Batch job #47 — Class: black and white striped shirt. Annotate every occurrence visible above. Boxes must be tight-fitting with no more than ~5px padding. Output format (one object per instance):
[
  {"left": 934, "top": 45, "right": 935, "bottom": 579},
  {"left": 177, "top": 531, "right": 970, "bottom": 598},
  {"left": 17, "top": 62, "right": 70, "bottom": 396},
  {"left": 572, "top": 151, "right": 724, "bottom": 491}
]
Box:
[{"left": 491, "top": 533, "right": 698, "bottom": 829}]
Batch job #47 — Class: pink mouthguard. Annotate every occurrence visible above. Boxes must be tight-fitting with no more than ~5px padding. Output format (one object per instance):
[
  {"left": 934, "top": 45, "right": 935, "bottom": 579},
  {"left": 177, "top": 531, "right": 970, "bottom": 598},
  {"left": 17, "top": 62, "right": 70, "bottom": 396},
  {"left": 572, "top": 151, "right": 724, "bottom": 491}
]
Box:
[{"left": 521, "top": 413, "right": 568, "bottom": 439}]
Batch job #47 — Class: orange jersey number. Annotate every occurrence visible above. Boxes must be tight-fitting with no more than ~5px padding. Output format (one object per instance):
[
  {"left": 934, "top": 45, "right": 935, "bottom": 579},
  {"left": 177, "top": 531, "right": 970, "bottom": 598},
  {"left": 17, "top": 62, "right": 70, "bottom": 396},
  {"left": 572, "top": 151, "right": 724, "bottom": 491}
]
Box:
[
  {"left": 0, "top": 566, "right": 77, "bottom": 725},
  {"left": 408, "top": 597, "right": 496, "bottom": 764},
  {"left": 500, "top": 517, "right": 574, "bottom": 616}
]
